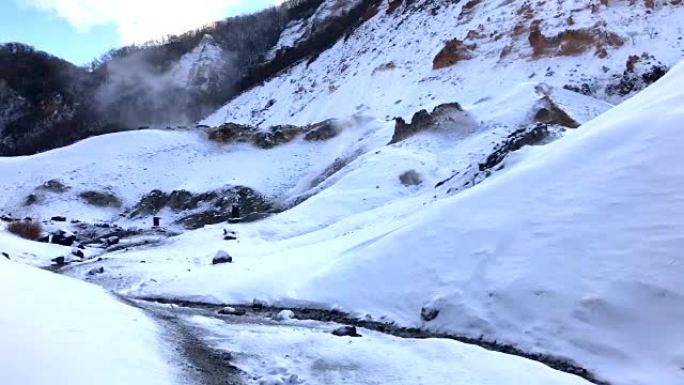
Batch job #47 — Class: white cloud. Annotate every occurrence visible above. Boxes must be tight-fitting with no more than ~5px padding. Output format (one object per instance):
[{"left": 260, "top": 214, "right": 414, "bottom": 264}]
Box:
[{"left": 20, "top": 0, "right": 282, "bottom": 44}]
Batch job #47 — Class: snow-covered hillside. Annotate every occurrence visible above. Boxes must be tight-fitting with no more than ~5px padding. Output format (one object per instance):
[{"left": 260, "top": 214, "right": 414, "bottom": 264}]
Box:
[
  {"left": 204, "top": 0, "right": 683, "bottom": 127},
  {"left": 0, "top": 82, "right": 607, "bottom": 227},
  {"left": 46, "top": 59, "right": 684, "bottom": 385},
  {"left": 2, "top": 1, "right": 684, "bottom": 385}
]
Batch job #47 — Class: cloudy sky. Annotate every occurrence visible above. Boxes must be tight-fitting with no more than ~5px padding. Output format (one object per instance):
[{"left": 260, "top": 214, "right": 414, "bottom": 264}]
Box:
[{"left": 0, "top": 0, "right": 282, "bottom": 65}]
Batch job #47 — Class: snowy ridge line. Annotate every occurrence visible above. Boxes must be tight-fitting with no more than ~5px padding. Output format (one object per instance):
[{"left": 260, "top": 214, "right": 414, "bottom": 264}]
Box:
[{"left": 134, "top": 296, "right": 609, "bottom": 385}]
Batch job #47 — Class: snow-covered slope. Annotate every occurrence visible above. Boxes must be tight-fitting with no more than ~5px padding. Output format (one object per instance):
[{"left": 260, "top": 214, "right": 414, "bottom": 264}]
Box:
[
  {"left": 0, "top": 82, "right": 607, "bottom": 226},
  {"left": 71, "top": 60, "right": 684, "bottom": 385},
  {"left": 204, "top": 0, "right": 682, "bottom": 127},
  {"left": 0, "top": 257, "right": 178, "bottom": 385}
]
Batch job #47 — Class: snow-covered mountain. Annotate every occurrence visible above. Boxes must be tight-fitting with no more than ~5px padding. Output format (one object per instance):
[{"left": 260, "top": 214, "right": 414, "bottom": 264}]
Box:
[
  {"left": 2, "top": 1, "right": 684, "bottom": 385},
  {"left": 205, "top": 0, "right": 681, "bottom": 127}
]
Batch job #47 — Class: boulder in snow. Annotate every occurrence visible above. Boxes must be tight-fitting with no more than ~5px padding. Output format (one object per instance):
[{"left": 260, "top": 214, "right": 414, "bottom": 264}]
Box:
[
  {"left": 420, "top": 305, "right": 440, "bottom": 322},
  {"left": 87, "top": 267, "right": 105, "bottom": 276},
  {"left": 71, "top": 248, "right": 84, "bottom": 259},
  {"left": 399, "top": 170, "right": 423, "bottom": 186},
  {"left": 252, "top": 298, "right": 268, "bottom": 309},
  {"left": 217, "top": 306, "right": 246, "bottom": 316},
  {"left": 212, "top": 250, "right": 233, "bottom": 265},
  {"left": 274, "top": 309, "right": 295, "bottom": 321},
  {"left": 223, "top": 229, "right": 238, "bottom": 241},
  {"left": 51, "top": 256, "right": 66, "bottom": 266},
  {"left": 331, "top": 325, "right": 361, "bottom": 337}
]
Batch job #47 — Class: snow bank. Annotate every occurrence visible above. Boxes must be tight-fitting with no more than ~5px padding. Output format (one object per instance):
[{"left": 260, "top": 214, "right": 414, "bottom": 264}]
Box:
[
  {"left": 0, "top": 259, "right": 178, "bottom": 385},
  {"left": 0, "top": 231, "right": 70, "bottom": 267}
]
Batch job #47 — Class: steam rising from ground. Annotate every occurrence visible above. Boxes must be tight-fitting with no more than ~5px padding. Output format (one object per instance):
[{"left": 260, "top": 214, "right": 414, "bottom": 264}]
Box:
[{"left": 95, "top": 46, "right": 236, "bottom": 127}]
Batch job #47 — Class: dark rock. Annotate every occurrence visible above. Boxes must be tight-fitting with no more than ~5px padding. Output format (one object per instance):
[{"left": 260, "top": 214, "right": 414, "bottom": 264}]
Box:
[
  {"left": 1, "top": 252, "right": 9, "bottom": 260},
  {"left": 71, "top": 248, "right": 84, "bottom": 259},
  {"left": 479, "top": 124, "right": 550, "bottom": 172},
  {"left": 254, "top": 125, "right": 302, "bottom": 149},
  {"left": 252, "top": 298, "right": 268, "bottom": 309},
  {"left": 24, "top": 194, "right": 40, "bottom": 206},
  {"left": 51, "top": 256, "right": 66, "bottom": 265},
  {"left": 606, "top": 53, "right": 668, "bottom": 97},
  {"left": 563, "top": 83, "right": 592, "bottom": 96},
  {"left": 79, "top": 191, "right": 122, "bottom": 208},
  {"left": 420, "top": 306, "right": 440, "bottom": 322},
  {"left": 217, "top": 306, "right": 247, "bottom": 316},
  {"left": 399, "top": 170, "right": 423, "bottom": 186},
  {"left": 332, "top": 326, "right": 362, "bottom": 337},
  {"left": 41, "top": 230, "right": 76, "bottom": 247},
  {"left": 207, "top": 122, "right": 257, "bottom": 143},
  {"left": 223, "top": 229, "right": 238, "bottom": 241},
  {"left": 41, "top": 179, "right": 70, "bottom": 193},
  {"left": 304, "top": 119, "right": 339, "bottom": 141},
  {"left": 167, "top": 190, "right": 195, "bottom": 211},
  {"left": 129, "top": 190, "right": 169, "bottom": 217},
  {"left": 180, "top": 211, "right": 231, "bottom": 230},
  {"left": 87, "top": 266, "right": 105, "bottom": 276},
  {"left": 212, "top": 250, "right": 233, "bottom": 265},
  {"left": 389, "top": 103, "right": 465, "bottom": 144},
  {"left": 51, "top": 216, "right": 67, "bottom": 222},
  {"left": 175, "top": 186, "right": 272, "bottom": 229}
]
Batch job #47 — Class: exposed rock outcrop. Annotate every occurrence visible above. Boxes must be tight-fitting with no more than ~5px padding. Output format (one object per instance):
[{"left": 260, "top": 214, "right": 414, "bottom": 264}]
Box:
[
  {"left": 128, "top": 186, "right": 273, "bottom": 229},
  {"left": 606, "top": 53, "right": 668, "bottom": 97},
  {"left": 390, "top": 103, "right": 476, "bottom": 144},
  {"left": 79, "top": 191, "right": 122, "bottom": 208},
  {"left": 433, "top": 39, "right": 476, "bottom": 69},
  {"left": 208, "top": 119, "right": 340, "bottom": 149},
  {"left": 528, "top": 26, "right": 624, "bottom": 59}
]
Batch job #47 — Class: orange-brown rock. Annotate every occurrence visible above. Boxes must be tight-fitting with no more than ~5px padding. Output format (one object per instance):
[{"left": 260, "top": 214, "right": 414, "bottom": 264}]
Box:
[
  {"left": 529, "top": 27, "right": 624, "bottom": 58},
  {"left": 433, "top": 39, "right": 476, "bottom": 69}
]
